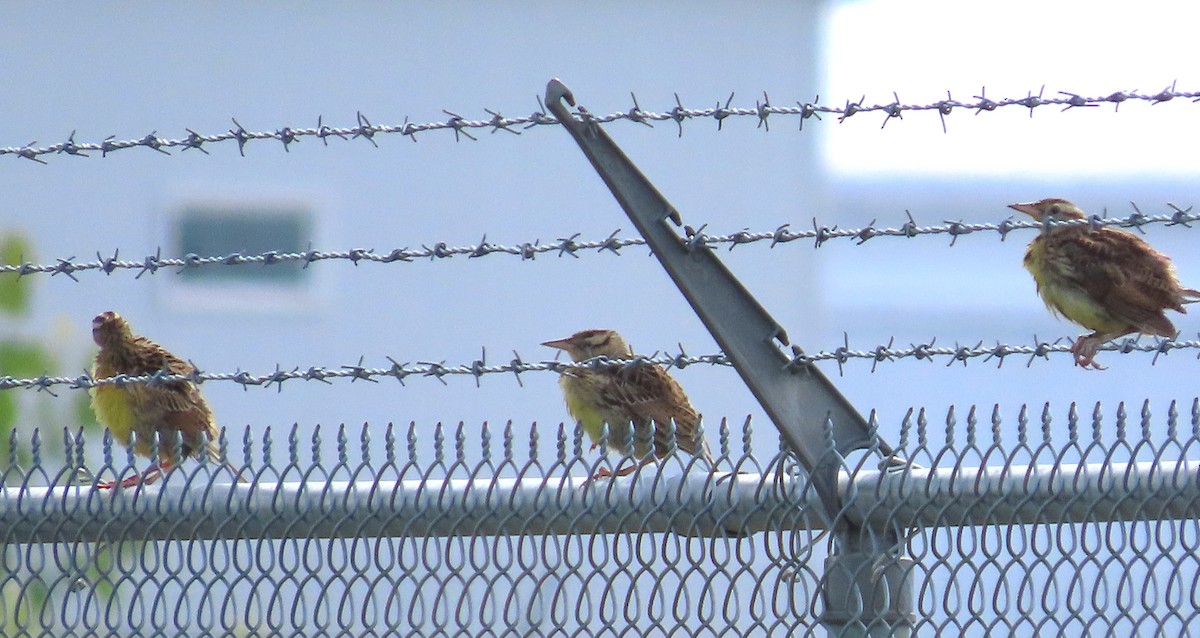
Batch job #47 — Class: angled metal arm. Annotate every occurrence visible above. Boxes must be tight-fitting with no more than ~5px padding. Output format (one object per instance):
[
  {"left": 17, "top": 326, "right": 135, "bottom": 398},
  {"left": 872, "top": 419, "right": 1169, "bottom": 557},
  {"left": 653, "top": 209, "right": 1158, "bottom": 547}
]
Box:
[{"left": 544, "top": 79, "right": 894, "bottom": 518}]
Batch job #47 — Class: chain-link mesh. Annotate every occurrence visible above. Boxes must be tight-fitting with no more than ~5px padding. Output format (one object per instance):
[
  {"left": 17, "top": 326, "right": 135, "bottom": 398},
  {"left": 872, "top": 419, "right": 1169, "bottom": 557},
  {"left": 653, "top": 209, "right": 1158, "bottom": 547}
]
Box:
[{"left": 2, "top": 403, "right": 1199, "bottom": 636}]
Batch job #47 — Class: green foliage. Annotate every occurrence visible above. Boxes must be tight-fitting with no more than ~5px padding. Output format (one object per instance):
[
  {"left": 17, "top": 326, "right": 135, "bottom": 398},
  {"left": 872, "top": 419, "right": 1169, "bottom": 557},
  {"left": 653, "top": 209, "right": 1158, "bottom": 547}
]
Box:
[
  {"left": 0, "top": 232, "right": 50, "bottom": 467},
  {"left": 0, "top": 341, "right": 52, "bottom": 466},
  {"left": 0, "top": 341, "right": 51, "bottom": 382},
  {"left": 0, "top": 232, "right": 54, "bottom": 625},
  {"left": 0, "top": 233, "right": 31, "bottom": 315}
]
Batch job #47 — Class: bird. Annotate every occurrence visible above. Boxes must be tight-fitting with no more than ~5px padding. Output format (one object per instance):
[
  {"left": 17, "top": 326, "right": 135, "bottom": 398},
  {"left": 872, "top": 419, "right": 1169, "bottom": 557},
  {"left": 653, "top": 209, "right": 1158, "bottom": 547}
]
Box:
[
  {"left": 542, "top": 329, "right": 712, "bottom": 478},
  {"left": 89, "top": 311, "right": 246, "bottom": 488},
  {"left": 1009, "top": 198, "right": 1200, "bottom": 369}
]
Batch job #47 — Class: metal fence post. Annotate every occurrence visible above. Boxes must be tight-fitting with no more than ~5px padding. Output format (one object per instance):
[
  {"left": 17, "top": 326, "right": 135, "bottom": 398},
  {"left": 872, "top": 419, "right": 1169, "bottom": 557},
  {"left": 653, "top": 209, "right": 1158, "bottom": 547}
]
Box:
[
  {"left": 543, "top": 78, "right": 913, "bottom": 636},
  {"left": 821, "top": 529, "right": 914, "bottom": 638}
]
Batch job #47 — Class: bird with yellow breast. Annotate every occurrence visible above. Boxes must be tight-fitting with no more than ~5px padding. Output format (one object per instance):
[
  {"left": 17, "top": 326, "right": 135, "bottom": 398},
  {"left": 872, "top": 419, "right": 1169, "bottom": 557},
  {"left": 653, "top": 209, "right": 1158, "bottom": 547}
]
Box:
[
  {"left": 90, "top": 311, "right": 245, "bottom": 488},
  {"left": 542, "top": 329, "right": 712, "bottom": 478},
  {"left": 1009, "top": 198, "right": 1199, "bottom": 369}
]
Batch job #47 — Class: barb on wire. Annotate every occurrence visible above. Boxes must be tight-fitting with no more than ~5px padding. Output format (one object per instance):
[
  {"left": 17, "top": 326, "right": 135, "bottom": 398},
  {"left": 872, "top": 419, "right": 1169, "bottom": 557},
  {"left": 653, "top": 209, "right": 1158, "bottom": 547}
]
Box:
[
  {"left": 4, "top": 84, "right": 1198, "bottom": 163},
  {"left": 4, "top": 333, "right": 1199, "bottom": 393},
  {"left": 2, "top": 204, "right": 1196, "bottom": 280},
  {"left": 0, "top": 352, "right": 734, "bottom": 393},
  {"left": 790, "top": 333, "right": 1200, "bottom": 376}
]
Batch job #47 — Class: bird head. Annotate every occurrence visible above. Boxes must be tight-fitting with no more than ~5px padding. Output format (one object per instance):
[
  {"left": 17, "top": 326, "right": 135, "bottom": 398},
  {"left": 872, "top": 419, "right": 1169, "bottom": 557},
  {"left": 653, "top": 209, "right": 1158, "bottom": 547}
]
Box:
[
  {"left": 541, "top": 329, "right": 632, "bottom": 362},
  {"left": 92, "top": 311, "right": 132, "bottom": 346},
  {"left": 1008, "top": 198, "right": 1086, "bottom": 223}
]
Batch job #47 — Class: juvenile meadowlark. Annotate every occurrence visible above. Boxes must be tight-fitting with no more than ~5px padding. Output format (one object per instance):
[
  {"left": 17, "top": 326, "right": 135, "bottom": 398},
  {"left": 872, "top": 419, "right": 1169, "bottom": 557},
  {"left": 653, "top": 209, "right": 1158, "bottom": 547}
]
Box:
[
  {"left": 542, "top": 329, "right": 712, "bottom": 478},
  {"left": 90, "top": 311, "right": 245, "bottom": 488},
  {"left": 1009, "top": 198, "right": 1200, "bottom": 369}
]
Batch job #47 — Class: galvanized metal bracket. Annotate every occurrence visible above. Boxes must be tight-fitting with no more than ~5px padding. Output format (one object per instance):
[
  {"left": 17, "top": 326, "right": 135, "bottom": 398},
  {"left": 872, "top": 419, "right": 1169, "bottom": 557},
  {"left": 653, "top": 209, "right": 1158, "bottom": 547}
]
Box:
[{"left": 543, "top": 79, "right": 896, "bottom": 521}]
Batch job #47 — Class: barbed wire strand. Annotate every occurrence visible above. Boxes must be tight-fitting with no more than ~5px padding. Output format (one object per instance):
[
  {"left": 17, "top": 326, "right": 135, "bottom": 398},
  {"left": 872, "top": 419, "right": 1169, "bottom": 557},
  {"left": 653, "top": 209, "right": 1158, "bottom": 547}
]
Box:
[
  {"left": 5, "top": 333, "right": 1199, "bottom": 394},
  {"left": 3, "top": 84, "right": 1196, "bottom": 163},
  {"left": 2, "top": 204, "right": 1195, "bottom": 280}
]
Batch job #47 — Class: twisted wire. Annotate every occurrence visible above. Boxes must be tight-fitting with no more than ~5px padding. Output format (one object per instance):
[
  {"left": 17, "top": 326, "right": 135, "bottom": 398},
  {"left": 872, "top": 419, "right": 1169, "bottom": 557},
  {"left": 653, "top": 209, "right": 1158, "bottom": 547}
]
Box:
[
  {"left": 3, "top": 84, "right": 1196, "bottom": 163},
  {"left": 2, "top": 204, "right": 1196, "bottom": 280},
  {"left": 798, "top": 333, "right": 1200, "bottom": 376},
  {"left": 0, "top": 352, "right": 731, "bottom": 394},
  {"left": 6, "top": 333, "right": 1199, "bottom": 393}
]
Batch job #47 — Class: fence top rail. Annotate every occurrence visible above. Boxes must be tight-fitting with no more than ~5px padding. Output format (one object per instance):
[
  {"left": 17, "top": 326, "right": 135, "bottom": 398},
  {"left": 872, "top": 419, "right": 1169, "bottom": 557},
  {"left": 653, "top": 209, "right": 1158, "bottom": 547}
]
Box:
[{"left": 2, "top": 457, "right": 1196, "bottom": 543}]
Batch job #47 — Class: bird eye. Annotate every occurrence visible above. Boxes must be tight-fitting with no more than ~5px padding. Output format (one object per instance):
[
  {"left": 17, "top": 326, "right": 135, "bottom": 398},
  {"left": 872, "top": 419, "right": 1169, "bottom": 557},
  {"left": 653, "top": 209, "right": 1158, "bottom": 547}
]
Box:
[{"left": 1049, "top": 205, "right": 1061, "bottom": 215}]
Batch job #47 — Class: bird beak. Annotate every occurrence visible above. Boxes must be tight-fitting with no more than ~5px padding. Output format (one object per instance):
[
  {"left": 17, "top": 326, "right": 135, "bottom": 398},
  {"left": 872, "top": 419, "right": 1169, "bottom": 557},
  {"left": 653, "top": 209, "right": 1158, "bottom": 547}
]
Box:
[
  {"left": 1008, "top": 202, "right": 1040, "bottom": 218},
  {"left": 541, "top": 338, "right": 572, "bottom": 351}
]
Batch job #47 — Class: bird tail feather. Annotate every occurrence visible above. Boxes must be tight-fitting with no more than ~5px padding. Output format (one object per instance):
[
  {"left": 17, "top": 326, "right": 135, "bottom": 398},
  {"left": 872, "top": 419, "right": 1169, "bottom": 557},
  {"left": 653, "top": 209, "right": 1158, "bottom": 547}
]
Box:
[{"left": 1182, "top": 288, "right": 1200, "bottom": 304}]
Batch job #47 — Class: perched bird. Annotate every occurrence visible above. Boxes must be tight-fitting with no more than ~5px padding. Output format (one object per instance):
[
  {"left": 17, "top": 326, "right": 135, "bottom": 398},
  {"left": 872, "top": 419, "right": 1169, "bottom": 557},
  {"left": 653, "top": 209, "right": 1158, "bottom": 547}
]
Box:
[
  {"left": 1009, "top": 198, "right": 1200, "bottom": 368},
  {"left": 542, "top": 329, "right": 712, "bottom": 477},
  {"left": 90, "top": 311, "right": 245, "bottom": 488}
]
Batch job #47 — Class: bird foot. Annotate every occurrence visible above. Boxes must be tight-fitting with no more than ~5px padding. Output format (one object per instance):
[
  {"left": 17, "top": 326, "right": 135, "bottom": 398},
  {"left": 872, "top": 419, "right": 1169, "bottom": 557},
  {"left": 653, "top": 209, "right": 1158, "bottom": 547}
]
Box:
[
  {"left": 588, "top": 458, "right": 652, "bottom": 482},
  {"left": 589, "top": 466, "right": 615, "bottom": 481},
  {"left": 94, "top": 464, "right": 169, "bottom": 489},
  {"left": 1070, "top": 336, "right": 1107, "bottom": 370}
]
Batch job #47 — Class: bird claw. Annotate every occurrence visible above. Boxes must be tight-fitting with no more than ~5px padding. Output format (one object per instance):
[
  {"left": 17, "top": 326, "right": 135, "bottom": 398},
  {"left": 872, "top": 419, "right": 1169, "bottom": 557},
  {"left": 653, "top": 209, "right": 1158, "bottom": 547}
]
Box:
[
  {"left": 94, "top": 475, "right": 149, "bottom": 490},
  {"left": 580, "top": 465, "right": 615, "bottom": 485},
  {"left": 1070, "top": 336, "right": 1107, "bottom": 370},
  {"left": 590, "top": 465, "right": 635, "bottom": 481},
  {"left": 587, "top": 459, "right": 652, "bottom": 482},
  {"left": 94, "top": 464, "right": 168, "bottom": 489},
  {"left": 590, "top": 466, "right": 615, "bottom": 481}
]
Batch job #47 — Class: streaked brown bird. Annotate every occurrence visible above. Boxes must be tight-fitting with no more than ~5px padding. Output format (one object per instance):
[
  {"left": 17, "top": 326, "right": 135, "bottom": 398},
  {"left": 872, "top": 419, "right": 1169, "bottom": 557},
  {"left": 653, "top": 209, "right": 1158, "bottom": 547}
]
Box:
[
  {"left": 1009, "top": 198, "right": 1200, "bottom": 369},
  {"left": 542, "top": 329, "right": 712, "bottom": 478},
  {"left": 90, "top": 311, "right": 245, "bottom": 488}
]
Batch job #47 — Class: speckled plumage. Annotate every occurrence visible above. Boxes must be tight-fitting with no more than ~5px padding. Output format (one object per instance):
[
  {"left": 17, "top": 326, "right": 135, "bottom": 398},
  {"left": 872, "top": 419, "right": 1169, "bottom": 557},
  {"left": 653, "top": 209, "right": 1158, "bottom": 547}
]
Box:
[
  {"left": 90, "top": 311, "right": 242, "bottom": 487},
  {"left": 1010, "top": 198, "right": 1200, "bottom": 368},
  {"left": 543, "top": 329, "right": 711, "bottom": 475}
]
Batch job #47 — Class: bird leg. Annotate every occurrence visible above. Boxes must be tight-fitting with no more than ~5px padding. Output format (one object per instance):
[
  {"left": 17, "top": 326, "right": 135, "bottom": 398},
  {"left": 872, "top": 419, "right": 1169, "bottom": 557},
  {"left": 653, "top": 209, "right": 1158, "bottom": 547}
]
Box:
[
  {"left": 1070, "top": 333, "right": 1108, "bottom": 370},
  {"left": 95, "top": 460, "right": 174, "bottom": 489},
  {"left": 590, "top": 456, "right": 655, "bottom": 481}
]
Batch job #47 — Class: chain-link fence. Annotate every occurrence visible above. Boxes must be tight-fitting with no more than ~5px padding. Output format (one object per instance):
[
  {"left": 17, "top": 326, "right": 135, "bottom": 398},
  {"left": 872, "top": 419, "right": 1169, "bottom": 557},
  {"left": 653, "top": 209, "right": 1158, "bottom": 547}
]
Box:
[{"left": 2, "top": 403, "right": 1198, "bottom": 636}]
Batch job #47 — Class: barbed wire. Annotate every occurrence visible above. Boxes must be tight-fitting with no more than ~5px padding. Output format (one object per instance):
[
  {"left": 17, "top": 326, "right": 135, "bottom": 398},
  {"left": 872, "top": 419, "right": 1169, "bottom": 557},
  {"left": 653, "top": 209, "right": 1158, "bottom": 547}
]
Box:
[
  {"left": 3, "top": 204, "right": 1196, "bottom": 280},
  {"left": 0, "top": 351, "right": 730, "bottom": 394},
  {"left": 5, "top": 333, "right": 1199, "bottom": 394},
  {"left": 3, "top": 84, "right": 1196, "bottom": 163},
  {"left": 798, "top": 333, "right": 1200, "bottom": 376}
]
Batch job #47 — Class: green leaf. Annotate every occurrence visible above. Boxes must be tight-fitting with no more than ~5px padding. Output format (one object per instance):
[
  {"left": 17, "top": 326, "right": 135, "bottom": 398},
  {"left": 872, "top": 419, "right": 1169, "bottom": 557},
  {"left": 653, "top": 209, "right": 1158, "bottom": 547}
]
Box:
[
  {"left": 0, "top": 340, "right": 51, "bottom": 434},
  {"left": 0, "top": 341, "right": 50, "bottom": 469},
  {"left": 0, "top": 233, "right": 32, "bottom": 316},
  {"left": 0, "top": 341, "right": 50, "bottom": 378}
]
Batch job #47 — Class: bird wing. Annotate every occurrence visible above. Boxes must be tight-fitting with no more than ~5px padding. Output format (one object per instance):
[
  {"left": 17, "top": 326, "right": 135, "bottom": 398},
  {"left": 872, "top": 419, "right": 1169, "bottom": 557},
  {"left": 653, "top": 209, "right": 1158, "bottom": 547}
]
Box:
[
  {"left": 124, "top": 337, "right": 218, "bottom": 458},
  {"left": 602, "top": 365, "right": 705, "bottom": 459},
  {"left": 1061, "top": 230, "right": 1183, "bottom": 336}
]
